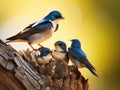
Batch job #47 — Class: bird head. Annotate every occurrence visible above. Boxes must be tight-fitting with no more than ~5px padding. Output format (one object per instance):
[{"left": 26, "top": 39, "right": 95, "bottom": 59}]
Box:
[
  {"left": 38, "top": 47, "right": 52, "bottom": 57},
  {"left": 54, "top": 41, "right": 66, "bottom": 51},
  {"left": 70, "top": 39, "right": 81, "bottom": 48},
  {"left": 45, "top": 10, "right": 64, "bottom": 21}
]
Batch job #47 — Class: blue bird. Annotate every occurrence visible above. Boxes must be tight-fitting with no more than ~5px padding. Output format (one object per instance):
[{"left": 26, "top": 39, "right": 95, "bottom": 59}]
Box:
[
  {"left": 68, "top": 39, "right": 98, "bottom": 77},
  {"left": 52, "top": 41, "right": 69, "bottom": 64},
  {"left": 6, "top": 10, "right": 64, "bottom": 49},
  {"left": 35, "top": 47, "right": 52, "bottom": 66}
]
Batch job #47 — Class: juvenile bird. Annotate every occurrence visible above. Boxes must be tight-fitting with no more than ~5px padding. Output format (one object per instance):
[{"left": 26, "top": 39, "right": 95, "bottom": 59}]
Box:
[
  {"left": 68, "top": 39, "right": 98, "bottom": 77},
  {"left": 35, "top": 47, "right": 52, "bottom": 66},
  {"left": 6, "top": 10, "right": 64, "bottom": 49},
  {"left": 52, "top": 41, "right": 69, "bottom": 64}
]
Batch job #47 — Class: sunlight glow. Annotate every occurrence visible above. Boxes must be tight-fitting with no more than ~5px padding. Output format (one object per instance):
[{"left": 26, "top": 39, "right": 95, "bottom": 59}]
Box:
[{"left": 0, "top": 0, "right": 119, "bottom": 90}]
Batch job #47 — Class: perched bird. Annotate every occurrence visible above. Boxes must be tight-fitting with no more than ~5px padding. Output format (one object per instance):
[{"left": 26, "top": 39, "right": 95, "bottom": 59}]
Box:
[
  {"left": 6, "top": 10, "right": 64, "bottom": 49},
  {"left": 52, "top": 41, "right": 69, "bottom": 64},
  {"left": 35, "top": 47, "right": 52, "bottom": 66},
  {"left": 68, "top": 39, "right": 98, "bottom": 77}
]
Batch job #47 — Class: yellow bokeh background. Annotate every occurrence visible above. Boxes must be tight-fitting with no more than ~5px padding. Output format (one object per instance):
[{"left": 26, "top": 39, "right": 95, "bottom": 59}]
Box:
[{"left": 0, "top": 0, "right": 120, "bottom": 90}]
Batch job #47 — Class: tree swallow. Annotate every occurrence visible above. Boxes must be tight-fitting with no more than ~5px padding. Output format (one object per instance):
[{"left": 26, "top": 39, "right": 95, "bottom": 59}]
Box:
[
  {"left": 6, "top": 10, "right": 64, "bottom": 49},
  {"left": 68, "top": 39, "right": 98, "bottom": 77},
  {"left": 52, "top": 41, "right": 69, "bottom": 64},
  {"left": 35, "top": 47, "right": 52, "bottom": 66}
]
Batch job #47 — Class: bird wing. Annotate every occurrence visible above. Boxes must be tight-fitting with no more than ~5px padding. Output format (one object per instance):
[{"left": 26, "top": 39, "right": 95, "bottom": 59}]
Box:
[
  {"left": 65, "top": 52, "right": 69, "bottom": 63},
  {"left": 23, "top": 22, "right": 36, "bottom": 31},
  {"left": 6, "top": 20, "right": 53, "bottom": 40},
  {"left": 68, "top": 47, "right": 96, "bottom": 70},
  {"left": 54, "top": 24, "right": 59, "bottom": 32}
]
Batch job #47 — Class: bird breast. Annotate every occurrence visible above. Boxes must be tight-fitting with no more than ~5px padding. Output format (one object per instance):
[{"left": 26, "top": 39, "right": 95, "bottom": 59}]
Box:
[
  {"left": 29, "top": 24, "right": 57, "bottom": 44},
  {"left": 69, "top": 55, "right": 85, "bottom": 68},
  {"left": 37, "top": 54, "right": 51, "bottom": 65},
  {"left": 52, "top": 52, "right": 65, "bottom": 60}
]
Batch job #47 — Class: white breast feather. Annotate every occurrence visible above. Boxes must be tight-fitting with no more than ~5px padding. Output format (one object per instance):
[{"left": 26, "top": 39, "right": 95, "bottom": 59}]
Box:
[
  {"left": 29, "top": 20, "right": 57, "bottom": 44},
  {"left": 52, "top": 52, "right": 65, "bottom": 60}
]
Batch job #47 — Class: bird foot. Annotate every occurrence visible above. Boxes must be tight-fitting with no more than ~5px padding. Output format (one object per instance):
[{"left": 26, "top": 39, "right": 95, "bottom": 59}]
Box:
[
  {"left": 29, "top": 47, "right": 39, "bottom": 54},
  {"left": 38, "top": 44, "right": 43, "bottom": 48}
]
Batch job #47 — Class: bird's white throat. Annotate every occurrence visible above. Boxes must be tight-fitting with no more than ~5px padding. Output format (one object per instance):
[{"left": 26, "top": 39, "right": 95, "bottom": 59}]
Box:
[{"left": 55, "top": 45, "right": 64, "bottom": 51}]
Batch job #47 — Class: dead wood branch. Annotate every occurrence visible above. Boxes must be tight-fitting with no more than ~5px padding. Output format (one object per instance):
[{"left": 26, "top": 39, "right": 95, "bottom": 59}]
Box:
[{"left": 0, "top": 40, "right": 89, "bottom": 90}]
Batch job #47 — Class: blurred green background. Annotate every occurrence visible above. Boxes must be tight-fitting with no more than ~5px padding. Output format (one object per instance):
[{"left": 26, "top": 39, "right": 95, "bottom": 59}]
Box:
[{"left": 0, "top": 0, "right": 120, "bottom": 90}]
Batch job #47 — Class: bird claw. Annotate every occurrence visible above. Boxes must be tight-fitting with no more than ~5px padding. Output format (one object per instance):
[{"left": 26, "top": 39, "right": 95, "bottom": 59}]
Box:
[
  {"left": 29, "top": 49, "right": 38, "bottom": 54},
  {"left": 38, "top": 44, "right": 43, "bottom": 48}
]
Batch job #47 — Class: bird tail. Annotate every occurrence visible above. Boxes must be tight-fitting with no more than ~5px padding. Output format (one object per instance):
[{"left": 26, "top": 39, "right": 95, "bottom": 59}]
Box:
[
  {"left": 5, "top": 33, "right": 20, "bottom": 43},
  {"left": 87, "top": 66, "right": 98, "bottom": 77},
  {"left": 6, "top": 35, "right": 18, "bottom": 41},
  {"left": 5, "top": 40, "right": 14, "bottom": 43},
  {"left": 5, "top": 37, "right": 15, "bottom": 43}
]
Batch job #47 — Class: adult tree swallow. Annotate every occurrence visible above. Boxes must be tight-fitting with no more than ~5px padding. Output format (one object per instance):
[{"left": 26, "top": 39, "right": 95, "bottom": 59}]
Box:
[
  {"left": 52, "top": 41, "right": 69, "bottom": 64},
  {"left": 68, "top": 39, "right": 98, "bottom": 77},
  {"left": 35, "top": 47, "right": 52, "bottom": 66},
  {"left": 6, "top": 10, "right": 64, "bottom": 49}
]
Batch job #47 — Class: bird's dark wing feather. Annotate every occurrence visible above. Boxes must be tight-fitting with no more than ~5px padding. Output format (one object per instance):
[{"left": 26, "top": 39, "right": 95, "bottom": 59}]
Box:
[
  {"left": 68, "top": 47, "right": 96, "bottom": 70},
  {"left": 6, "top": 21, "right": 53, "bottom": 40},
  {"left": 23, "top": 22, "right": 36, "bottom": 31},
  {"left": 64, "top": 52, "right": 69, "bottom": 64},
  {"left": 54, "top": 24, "right": 59, "bottom": 32}
]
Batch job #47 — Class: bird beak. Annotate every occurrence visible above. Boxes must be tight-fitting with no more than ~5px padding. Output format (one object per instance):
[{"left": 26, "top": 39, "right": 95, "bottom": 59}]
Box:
[
  {"left": 55, "top": 43, "right": 58, "bottom": 46},
  {"left": 49, "top": 50, "right": 53, "bottom": 53},
  {"left": 62, "top": 17, "right": 64, "bottom": 19},
  {"left": 38, "top": 47, "right": 43, "bottom": 51},
  {"left": 61, "top": 16, "right": 64, "bottom": 19},
  {"left": 69, "top": 39, "right": 72, "bottom": 42}
]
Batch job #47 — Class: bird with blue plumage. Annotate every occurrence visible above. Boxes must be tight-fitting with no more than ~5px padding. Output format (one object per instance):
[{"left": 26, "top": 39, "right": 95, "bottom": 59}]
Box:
[
  {"left": 68, "top": 39, "right": 98, "bottom": 77},
  {"left": 35, "top": 46, "right": 52, "bottom": 66},
  {"left": 6, "top": 10, "right": 64, "bottom": 49},
  {"left": 52, "top": 40, "right": 69, "bottom": 64}
]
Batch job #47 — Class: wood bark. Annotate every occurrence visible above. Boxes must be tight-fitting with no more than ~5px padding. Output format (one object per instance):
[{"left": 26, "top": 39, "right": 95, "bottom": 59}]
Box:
[{"left": 0, "top": 40, "right": 89, "bottom": 90}]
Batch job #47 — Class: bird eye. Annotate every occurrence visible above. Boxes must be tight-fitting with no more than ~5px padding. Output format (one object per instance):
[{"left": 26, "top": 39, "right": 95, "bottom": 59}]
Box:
[{"left": 55, "top": 15, "right": 62, "bottom": 19}]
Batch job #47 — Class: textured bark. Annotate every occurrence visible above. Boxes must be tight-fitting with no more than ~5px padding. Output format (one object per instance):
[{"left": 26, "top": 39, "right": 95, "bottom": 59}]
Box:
[{"left": 0, "top": 40, "right": 89, "bottom": 90}]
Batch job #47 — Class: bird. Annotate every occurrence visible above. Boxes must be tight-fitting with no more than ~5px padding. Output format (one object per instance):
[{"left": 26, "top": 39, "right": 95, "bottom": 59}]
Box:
[
  {"left": 68, "top": 39, "right": 98, "bottom": 77},
  {"left": 6, "top": 10, "right": 64, "bottom": 49},
  {"left": 35, "top": 46, "right": 52, "bottom": 66},
  {"left": 51, "top": 41, "right": 69, "bottom": 64}
]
